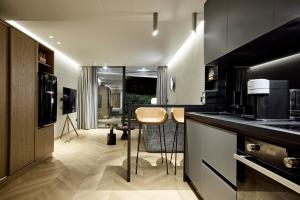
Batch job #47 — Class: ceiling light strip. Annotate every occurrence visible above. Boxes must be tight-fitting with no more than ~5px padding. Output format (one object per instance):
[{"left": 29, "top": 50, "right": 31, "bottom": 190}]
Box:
[{"left": 6, "top": 20, "right": 80, "bottom": 67}]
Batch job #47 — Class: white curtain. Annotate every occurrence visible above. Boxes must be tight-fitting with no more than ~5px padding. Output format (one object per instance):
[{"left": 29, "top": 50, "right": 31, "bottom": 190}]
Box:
[
  {"left": 156, "top": 66, "right": 168, "bottom": 104},
  {"left": 78, "top": 66, "right": 98, "bottom": 129}
]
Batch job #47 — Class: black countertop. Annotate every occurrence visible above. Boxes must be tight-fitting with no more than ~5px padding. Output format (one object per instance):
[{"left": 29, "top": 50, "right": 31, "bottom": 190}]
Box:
[{"left": 185, "top": 112, "right": 300, "bottom": 149}]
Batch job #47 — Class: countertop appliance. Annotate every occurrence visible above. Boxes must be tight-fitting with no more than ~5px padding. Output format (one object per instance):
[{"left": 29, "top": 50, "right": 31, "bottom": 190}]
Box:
[
  {"left": 38, "top": 72, "right": 57, "bottom": 128},
  {"left": 235, "top": 137, "right": 300, "bottom": 199},
  {"left": 290, "top": 89, "right": 300, "bottom": 120},
  {"left": 247, "top": 79, "right": 289, "bottom": 120}
]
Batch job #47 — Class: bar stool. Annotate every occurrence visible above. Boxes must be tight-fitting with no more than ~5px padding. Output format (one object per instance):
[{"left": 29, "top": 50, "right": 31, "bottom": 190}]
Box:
[
  {"left": 135, "top": 107, "right": 169, "bottom": 175},
  {"left": 170, "top": 108, "right": 184, "bottom": 175}
]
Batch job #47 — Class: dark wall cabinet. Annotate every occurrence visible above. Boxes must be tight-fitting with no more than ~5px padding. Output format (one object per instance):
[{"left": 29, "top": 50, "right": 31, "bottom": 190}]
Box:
[
  {"left": 204, "top": 0, "right": 228, "bottom": 64},
  {"left": 205, "top": 0, "right": 300, "bottom": 65},
  {"left": 0, "top": 22, "right": 9, "bottom": 180},
  {"left": 275, "top": 0, "right": 300, "bottom": 27},
  {"left": 227, "top": 0, "right": 274, "bottom": 52}
]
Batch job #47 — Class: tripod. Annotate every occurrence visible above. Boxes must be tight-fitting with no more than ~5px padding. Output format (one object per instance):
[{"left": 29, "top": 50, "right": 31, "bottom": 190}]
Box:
[{"left": 60, "top": 114, "right": 79, "bottom": 139}]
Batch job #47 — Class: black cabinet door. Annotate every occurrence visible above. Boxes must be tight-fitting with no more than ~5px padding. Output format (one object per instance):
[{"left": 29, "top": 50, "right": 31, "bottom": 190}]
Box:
[
  {"left": 204, "top": 0, "right": 228, "bottom": 65},
  {"left": 228, "top": 0, "right": 274, "bottom": 52},
  {"left": 275, "top": 0, "right": 300, "bottom": 28}
]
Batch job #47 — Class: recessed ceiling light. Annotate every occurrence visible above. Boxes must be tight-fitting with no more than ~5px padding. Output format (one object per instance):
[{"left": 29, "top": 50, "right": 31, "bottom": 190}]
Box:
[
  {"left": 49, "top": 35, "right": 54, "bottom": 39},
  {"left": 57, "top": 41, "right": 61, "bottom": 45}
]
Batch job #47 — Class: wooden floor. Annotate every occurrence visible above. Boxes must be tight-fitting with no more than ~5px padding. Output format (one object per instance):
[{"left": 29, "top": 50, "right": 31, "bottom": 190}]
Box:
[{"left": 0, "top": 129, "right": 197, "bottom": 200}]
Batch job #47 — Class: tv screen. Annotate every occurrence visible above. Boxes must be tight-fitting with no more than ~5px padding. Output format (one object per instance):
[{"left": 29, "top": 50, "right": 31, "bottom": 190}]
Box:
[
  {"left": 63, "top": 87, "right": 77, "bottom": 114},
  {"left": 126, "top": 77, "right": 157, "bottom": 95}
]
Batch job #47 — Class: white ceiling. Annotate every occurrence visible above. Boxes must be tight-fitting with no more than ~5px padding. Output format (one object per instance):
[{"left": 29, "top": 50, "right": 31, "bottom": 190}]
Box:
[{"left": 0, "top": 0, "right": 204, "bottom": 68}]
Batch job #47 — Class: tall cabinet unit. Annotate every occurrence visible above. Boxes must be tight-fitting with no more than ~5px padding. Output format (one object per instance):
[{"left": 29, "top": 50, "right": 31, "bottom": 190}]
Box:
[
  {"left": 0, "top": 22, "right": 9, "bottom": 180},
  {"left": 9, "top": 28, "right": 37, "bottom": 174}
]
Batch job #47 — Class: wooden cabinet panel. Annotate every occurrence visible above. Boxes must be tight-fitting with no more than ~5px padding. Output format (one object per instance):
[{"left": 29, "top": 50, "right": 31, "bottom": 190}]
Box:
[
  {"left": 228, "top": 0, "right": 274, "bottom": 52},
  {"left": 10, "top": 28, "right": 37, "bottom": 174},
  {"left": 204, "top": 0, "right": 228, "bottom": 64},
  {"left": 35, "top": 125, "right": 54, "bottom": 160},
  {"left": 0, "top": 22, "right": 9, "bottom": 179},
  {"left": 275, "top": 0, "right": 300, "bottom": 27}
]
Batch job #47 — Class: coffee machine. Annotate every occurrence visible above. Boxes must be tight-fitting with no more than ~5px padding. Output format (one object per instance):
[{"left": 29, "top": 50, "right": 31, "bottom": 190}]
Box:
[{"left": 247, "top": 79, "right": 289, "bottom": 120}]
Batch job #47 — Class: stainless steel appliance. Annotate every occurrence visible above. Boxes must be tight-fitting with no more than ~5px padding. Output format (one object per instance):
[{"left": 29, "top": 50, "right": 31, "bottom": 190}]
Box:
[
  {"left": 235, "top": 137, "right": 300, "bottom": 199},
  {"left": 290, "top": 89, "right": 300, "bottom": 120},
  {"left": 247, "top": 79, "right": 290, "bottom": 120}
]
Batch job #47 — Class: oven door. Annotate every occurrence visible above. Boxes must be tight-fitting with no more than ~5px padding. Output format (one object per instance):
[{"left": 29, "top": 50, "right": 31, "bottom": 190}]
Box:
[{"left": 234, "top": 153, "right": 300, "bottom": 200}]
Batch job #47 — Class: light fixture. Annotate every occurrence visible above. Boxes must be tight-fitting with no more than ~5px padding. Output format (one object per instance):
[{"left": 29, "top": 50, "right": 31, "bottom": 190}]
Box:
[
  {"left": 57, "top": 41, "right": 61, "bottom": 45},
  {"left": 49, "top": 35, "right": 54, "bottom": 39},
  {"left": 192, "top": 12, "right": 198, "bottom": 33},
  {"left": 138, "top": 68, "right": 148, "bottom": 72},
  {"left": 103, "top": 63, "right": 108, "bottom": 70},
  {"left": 152, "top": 12, "right": 158, "bottom": 37}
]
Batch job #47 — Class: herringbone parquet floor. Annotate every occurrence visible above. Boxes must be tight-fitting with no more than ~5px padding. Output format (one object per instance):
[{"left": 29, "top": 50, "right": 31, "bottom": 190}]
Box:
[{"left": 0, "top": 129, "right": 197, "bottom": 200}]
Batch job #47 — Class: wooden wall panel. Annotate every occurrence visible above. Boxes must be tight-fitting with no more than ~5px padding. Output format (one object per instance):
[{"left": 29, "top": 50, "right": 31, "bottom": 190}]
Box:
[
  {"left": 10, "top": 28, "right": 37, "bottom": 174},
  {"left": 0, "top": 22, "right": 9, "bottom": 179}
]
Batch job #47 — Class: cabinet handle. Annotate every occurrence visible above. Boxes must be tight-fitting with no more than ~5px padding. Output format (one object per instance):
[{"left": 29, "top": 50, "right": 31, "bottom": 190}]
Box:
[{"left": 234, "top": 153, "right": 300, "bottom": 194}]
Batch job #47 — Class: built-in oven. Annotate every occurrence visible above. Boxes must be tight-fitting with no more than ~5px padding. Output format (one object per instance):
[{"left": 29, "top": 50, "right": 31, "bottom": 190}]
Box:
[{"left": 235, "top": 137, "right": 300, "bottom": 199}]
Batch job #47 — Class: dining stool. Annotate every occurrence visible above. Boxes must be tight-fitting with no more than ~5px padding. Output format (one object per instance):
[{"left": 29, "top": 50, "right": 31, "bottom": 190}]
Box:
[
  {"left": 135, "top": 107, "right": 169, "bottom": 175},
  {"left": 170, "top": 108, "right": 184, "bottom": 175}
]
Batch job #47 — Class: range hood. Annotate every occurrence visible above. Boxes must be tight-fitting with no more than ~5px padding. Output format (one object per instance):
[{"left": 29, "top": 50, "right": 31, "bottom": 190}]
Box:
[{"left": 208, "top": 17, "right": 300, "bottom": 67}]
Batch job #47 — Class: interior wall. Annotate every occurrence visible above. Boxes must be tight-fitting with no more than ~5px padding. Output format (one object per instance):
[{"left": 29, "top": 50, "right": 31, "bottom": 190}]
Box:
[
  {"left": 167, "top": 16, "right": 205, "bottom": 104},
  {"left": 54, "top": 53, "right": 80, "bottom": 138}
]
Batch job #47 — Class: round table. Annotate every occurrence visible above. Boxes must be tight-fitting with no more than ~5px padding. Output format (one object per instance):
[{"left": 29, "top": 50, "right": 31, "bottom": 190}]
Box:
[{"left": 116, "top": 125, "right": 135, "bottom": 140}]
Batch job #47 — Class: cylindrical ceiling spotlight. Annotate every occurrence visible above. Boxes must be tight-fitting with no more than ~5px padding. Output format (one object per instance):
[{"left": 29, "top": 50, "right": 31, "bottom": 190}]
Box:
[
  {"left": 152, "top": 12, "right": 158, "bottom": 37},
  {"left": 192, "top": 12, "right": 198, "bottom": 33}
]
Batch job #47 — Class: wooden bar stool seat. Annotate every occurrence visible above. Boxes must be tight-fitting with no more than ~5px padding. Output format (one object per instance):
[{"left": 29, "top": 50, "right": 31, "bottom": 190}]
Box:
[
  {"left": 170, "top": 108, "right": 184, "bottom": 175},
  {"left": 135, "top": 107, "right": 169, "bottom": 175}
]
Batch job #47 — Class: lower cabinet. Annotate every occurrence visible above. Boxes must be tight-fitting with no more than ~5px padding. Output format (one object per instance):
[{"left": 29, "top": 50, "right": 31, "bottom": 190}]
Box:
[
  {"left": 202, "top": 162, "right": 236, "bottom": 200},
  {"left": 186, "top": 120, "right": 204, "bottom": 193},
  {"left": 35, "top": 125, "right": 54, "bottom": 160},
  {"left": 185, "top": 119, "right": 237, "bottom": 200}
]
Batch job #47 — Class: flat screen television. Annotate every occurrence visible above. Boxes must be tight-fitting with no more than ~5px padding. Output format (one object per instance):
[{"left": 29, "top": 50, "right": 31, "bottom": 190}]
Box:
[{"left": 62, "top": 87, "right": 77, "bottom": 114}]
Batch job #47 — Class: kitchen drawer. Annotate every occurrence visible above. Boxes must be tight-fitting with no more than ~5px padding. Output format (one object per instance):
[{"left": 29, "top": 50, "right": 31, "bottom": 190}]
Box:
[
  {"left": 202, "top": 162, "right": 236, "bottom": 200},
  {"left": 201, "top": 122, "right": 237, "bottom": 186},
  {"left": 186, "top": 120, "right": 203, "bottom": 193}
]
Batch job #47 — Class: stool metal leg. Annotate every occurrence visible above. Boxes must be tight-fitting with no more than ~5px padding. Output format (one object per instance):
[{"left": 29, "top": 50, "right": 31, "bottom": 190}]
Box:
[
  {"left": 158, "top": 125, "right": 163, "bottom": 163},
  {"left": 170, "top": 125, "right": 177, "bottom": 164},
  {"left": 136, "top": 123, "right": 142, "bottom": 174},
  {"left": 174, "top": 123, "right": 179, "bottom": 175},
  {"left": 162, "top": 124, "right": 169, "bottom": 174}
]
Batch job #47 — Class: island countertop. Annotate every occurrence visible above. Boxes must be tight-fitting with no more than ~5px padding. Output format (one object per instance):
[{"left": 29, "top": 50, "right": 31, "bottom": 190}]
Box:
[{"left": 185, "top": 112, "right": 300, "bottom": 149}]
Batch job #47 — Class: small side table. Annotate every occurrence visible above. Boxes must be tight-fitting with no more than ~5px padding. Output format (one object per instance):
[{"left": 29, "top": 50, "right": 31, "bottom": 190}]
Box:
[
  {"left": 107, "top": 123, "right": 118, "bottom": 145},
  {"left": 116, "top": 125, "right": 135, "bottom": 140}
]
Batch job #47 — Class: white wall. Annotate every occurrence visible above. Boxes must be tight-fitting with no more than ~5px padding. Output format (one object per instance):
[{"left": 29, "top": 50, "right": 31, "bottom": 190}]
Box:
[
  {"left": 54, "top": 53, "right": 81, "bottom": 138},
  {"left": 167, "top": 18, "right": 205, "bottom": 104}
]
